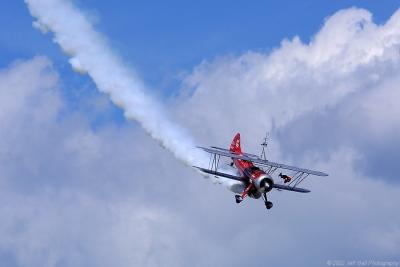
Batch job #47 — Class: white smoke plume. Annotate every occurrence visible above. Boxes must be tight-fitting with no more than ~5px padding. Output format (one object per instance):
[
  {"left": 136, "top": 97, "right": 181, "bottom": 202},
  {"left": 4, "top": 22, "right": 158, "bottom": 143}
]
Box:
[
  {"left": 25, "top": 0, "right": 207, "bottom": 165},
  {"left": 24, "top": 0, "right": 240, "bottom": 189}
]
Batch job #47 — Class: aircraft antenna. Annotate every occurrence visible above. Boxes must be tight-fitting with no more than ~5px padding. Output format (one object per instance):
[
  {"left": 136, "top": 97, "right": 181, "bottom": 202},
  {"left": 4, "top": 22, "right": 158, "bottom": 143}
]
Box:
[{"left": 260, "top": 132, "right": 270, "bottom": 161}]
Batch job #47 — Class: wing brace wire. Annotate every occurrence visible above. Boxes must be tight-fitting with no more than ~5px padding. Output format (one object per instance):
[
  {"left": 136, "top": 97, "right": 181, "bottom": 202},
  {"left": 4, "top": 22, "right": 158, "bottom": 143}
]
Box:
[
  {"left": 287, "top": 172, "right": 310, "bottom": 188},
  {"left": 209, "top": 153, "right": 221, "bottom": 172}
]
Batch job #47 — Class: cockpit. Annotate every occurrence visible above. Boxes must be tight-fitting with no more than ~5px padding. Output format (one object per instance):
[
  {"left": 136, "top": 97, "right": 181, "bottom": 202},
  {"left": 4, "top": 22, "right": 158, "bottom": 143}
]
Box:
[{"left": 249, "top": 166, "right": 260, "bottom": 172}]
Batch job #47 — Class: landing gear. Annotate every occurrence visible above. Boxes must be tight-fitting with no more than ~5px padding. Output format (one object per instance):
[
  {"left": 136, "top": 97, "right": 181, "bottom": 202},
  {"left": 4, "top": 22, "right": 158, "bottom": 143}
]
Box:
[
  {"left": 265, "top": 201, "right": 273, "bottom": 209},
  {"left": 263, "top": 192, "right": 273, "bottom": 210},
  {"left": 235, "top": 195, "right": 243, "bottom": 203},
  {"left": 235, "top": 192, "right": 273, "bottom": 209}
]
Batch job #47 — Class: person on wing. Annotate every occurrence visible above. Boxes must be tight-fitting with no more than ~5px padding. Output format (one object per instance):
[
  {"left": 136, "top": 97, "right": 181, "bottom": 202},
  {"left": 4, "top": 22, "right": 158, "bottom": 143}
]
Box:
[{"left": 279, "top": 173, "right": 292, "bottom": 183}]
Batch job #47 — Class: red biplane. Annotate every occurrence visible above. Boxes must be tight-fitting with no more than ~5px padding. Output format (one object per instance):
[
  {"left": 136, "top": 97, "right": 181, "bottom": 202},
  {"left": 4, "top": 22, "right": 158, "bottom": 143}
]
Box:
[{"left": 194, "top": 133, "right": 328, "bottom": 210}]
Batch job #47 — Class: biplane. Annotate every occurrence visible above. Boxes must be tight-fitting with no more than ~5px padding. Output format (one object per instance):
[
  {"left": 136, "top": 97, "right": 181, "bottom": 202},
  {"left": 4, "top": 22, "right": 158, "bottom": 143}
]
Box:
[{"left": 194, "top": 133, "right": 328, "bottom": 210}]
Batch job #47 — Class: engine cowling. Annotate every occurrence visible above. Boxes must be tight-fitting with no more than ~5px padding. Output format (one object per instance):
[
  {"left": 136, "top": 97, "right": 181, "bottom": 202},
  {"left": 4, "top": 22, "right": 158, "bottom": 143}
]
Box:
[{"left": 255, "top": 175, "right": 274, "bottom": 193}]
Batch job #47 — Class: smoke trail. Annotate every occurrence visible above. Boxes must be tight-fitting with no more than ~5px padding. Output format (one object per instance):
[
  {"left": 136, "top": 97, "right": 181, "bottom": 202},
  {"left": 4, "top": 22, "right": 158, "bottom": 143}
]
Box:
[
  {"left": 24, "top": 0, "right": 239, "bottom": 188},
  {"left": 25, "top": 0, "right": 207, "bottom": 165}
]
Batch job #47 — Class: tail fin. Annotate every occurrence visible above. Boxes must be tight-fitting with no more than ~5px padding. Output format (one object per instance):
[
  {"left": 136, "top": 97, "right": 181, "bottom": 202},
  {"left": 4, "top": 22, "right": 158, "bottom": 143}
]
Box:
[{"left": 229, "top": 133, "right": 242, "bottom": 154}]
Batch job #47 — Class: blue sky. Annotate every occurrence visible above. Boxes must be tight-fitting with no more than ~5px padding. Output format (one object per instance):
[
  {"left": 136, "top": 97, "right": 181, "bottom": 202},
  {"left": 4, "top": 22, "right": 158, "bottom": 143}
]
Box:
[
  {"left": 1, "top": 1, "right": 400, "bottom": 267},
  {"left": 1, "top": 0, "right": 399, "bottom": 92},
  {"left": 1, "top": 0, "right": 398, "bottom": 129}
]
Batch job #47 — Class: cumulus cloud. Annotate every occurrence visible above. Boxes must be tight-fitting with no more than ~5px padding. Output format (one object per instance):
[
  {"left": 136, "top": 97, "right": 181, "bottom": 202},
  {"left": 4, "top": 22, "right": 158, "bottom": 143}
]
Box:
[
  {"left": 177, "top": 8, "right": 400, "bottom": 145},
  {"left": 0, "top": 58, "right": 205, "bottom": 267},
  {"left": 1, "top": 4, "right": 400, "bottom": 267},
  {"left": 176, "top": 7, "right": 400, "bottom": 183},
  {"left": 172, "top": 6, "right": 400, "bottom": 264}
]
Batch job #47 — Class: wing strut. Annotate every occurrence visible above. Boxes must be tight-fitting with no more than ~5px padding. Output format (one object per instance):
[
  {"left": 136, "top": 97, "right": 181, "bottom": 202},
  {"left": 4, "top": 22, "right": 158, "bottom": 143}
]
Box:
[
  {"left": 209, "top": 153, "right": 221, "bottom": 172},
  {"left": 287, "top": 172, "right": 310, "bottom": 188}
]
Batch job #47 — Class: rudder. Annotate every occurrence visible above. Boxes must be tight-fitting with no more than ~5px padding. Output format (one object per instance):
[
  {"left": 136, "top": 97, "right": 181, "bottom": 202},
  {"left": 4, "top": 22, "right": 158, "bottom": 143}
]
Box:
[{"left": 229, "top": 133, "right": 242, "bottom": 154}]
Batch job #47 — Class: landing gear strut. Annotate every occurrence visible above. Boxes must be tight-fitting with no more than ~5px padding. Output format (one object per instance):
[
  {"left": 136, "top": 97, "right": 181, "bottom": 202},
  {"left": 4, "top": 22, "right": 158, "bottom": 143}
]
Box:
[{"left": 263, "top": 192, "right": 273, "bottom": 210}]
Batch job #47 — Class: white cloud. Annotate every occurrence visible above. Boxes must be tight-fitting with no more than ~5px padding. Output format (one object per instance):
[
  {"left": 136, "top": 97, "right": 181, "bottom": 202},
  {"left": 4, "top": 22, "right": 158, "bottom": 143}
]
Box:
[
  {"left": 365, "top": 226, "right": 400, "bottom": 256},
  {"left": 1, "top": 5, "right": 400, "bottom": 267},
  {"left": 176, "top": 7, "right": 400, "bottom": 146},
  {"left": 0, "top": 56, "right": 60, "bottom": 129},
  {"left": 0, "top": 58, "right": 199, "bottom": 267},
  {"left": 172, "top": 6, "right": 400, "bottom": 264}
]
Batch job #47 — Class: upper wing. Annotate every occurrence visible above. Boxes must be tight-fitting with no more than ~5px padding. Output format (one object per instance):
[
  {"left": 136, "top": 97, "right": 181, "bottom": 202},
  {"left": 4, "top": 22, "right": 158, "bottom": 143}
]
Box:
[
  {"left": 193, "top": 166, "right": 310, "bottom": 193},
  {"left": 198, "top": 146, "right": 328, "bottom": 177},
  {"left": 210, "top": 146, "right": 261, "bottom": 159}
]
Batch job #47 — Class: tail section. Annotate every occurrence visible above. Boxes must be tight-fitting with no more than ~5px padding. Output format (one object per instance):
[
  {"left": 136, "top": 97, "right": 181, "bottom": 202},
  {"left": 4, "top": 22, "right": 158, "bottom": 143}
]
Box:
[{"left": 230, "top": 133, "right": 242, "bottom": 154}]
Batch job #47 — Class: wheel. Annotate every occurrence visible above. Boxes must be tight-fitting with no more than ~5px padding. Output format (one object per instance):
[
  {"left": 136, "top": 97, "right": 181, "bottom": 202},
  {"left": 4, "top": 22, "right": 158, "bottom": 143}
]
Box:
[
  {"left": 265, "top": 201, "right": 273, "bottom": 209},
  {"left": 235, "top": 195, "right": 243, "bottom": 204}
]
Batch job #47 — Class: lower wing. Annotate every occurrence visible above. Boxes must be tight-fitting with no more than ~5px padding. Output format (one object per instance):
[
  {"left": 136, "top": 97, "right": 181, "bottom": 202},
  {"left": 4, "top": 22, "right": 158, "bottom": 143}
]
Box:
[{"left": 193, "top": 166, "right": 310, "bottom": 193}]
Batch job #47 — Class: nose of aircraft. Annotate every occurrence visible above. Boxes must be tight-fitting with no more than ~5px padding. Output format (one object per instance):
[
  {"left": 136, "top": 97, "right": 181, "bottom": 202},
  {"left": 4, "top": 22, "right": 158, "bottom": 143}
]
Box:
[{"left": 260, "top": 175, "right": 274, "bottom": 192}]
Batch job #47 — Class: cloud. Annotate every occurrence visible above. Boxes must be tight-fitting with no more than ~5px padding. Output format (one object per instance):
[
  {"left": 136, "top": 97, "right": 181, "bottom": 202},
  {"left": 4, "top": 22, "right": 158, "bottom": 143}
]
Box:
[
  {"left": 0, "top": 57, "right": 201, "bottom": 267},
  {"left": 0, "top": 57, "right": 243, "bottom": 267},
  {"left": 24, "top": 0, "right": 210, "bottom": 169},
  {"left": 1, "top": 5, "right": 400, "bottom": 267},
  {"left": 171, "top": 6, "right": 400, "bottom": 264},
  {"left": 176, "top": 7, "right": 400, "bottom": 183}
]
